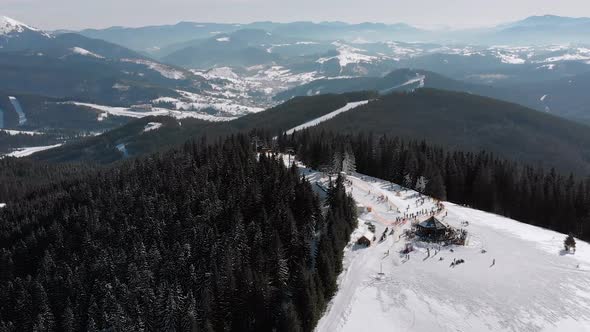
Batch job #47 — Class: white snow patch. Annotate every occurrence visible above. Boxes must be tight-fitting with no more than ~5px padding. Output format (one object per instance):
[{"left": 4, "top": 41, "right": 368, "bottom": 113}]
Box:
[
  {"left": 71, "top": 47, "right": 104, "bottom": 59},
  {"left": 0, "top": 203, "right": 5, "bottom": 209},
  {"left": 0, "top": 16, "right": 50, "bottom": 37},
  {"left": 216, "top": 37, "right": 230, "bottom": 42},
  {"left": 285, "top": 100, "right": 369, "bottom": 135},
  {"left": 5, "top": 144, "right": 62, "bottom": 158},
  {"left": 540, "top": 94, "right": 548, "bottom": 102},
  {"left": 62, "top": 101, "right": 237, "bottom": 122},
  {"left": 380, "top": 74, "right": 426, "bottom": 94},
  {"left": 496, "top": 52, "right": 526, "bottom": 64},
  {"left": 0, "top": 129, "right": 42, "bottom": 136},
  {"left": 120, "top": 58, "right": 186, "bottom": 80},
  {"left": 143, "top": 122, "right": 162, "bottom": 133},
  {"left": 317, "top": 43, "right": 378, "bottom": 67}
]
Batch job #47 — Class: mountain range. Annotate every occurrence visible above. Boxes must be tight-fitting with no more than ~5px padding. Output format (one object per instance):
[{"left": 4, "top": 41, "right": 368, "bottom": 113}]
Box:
[{"left": 75, "top": 15, "right": 590, "bottom": 56}]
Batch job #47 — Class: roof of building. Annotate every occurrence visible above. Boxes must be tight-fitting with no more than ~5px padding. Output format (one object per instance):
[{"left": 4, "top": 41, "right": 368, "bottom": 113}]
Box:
[
  {"left": 359, "top": 231, "right": 374, "bottom": 241},
  {"left": 418, "top": 217, "right": 447, "bottom": 231}
]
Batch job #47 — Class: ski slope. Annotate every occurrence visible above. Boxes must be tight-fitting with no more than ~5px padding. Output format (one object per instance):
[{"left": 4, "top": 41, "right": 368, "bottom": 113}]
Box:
[
  {"left": 281, "top": 156, "right": 590, "bottom": 332},
  {"left": 284, "top": 100, "right": 369, "bottom": 135},
  {"left": 4, "top": 144, "right": 62, "bottom": 158}
]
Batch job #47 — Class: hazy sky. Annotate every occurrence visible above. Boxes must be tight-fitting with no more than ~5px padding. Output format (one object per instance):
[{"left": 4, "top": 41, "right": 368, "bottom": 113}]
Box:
[{"left": 4, "top": 0, "right": 590, "bottom": 30}]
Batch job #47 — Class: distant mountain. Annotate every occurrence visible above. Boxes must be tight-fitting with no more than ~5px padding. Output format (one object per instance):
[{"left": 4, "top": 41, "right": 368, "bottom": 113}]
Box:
[
  {"left": 276, "top": 68, "right": 590, "bottom": 125},
  {"left": 474, "top": 15, "right": 590, "bottom": 45},
  {"left": 79, "top": 22, "right": 241, "bottom": 54},
  {"left": 275, "top": 69, "right": 491, "bottom": 100},
  {"left": 77, "top": 21, "right": 428, "bottom": 55},
  {"left": 0, "top": 16, "right": 52, "bottom": 52},
  {"left": 162, "top": 29, "right": 282, "bottom": 68}
]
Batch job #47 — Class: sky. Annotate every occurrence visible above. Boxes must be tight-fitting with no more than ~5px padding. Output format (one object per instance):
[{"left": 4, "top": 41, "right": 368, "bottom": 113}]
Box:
[{"left": 3, "top": 0, "right": 590, "bottom": 30}]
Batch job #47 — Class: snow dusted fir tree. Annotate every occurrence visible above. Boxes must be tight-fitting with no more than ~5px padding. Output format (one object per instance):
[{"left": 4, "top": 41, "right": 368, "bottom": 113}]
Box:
[
  {"left": 342, "top": 151, "right": 356, "bottom": 174},
  {"left": 332, "top": 151, "right": 343, "bottom": 174},
  {"left": 415, "top": 176, "right": 429, "bottom": 193},
  {"left": 565, "top": 234, "right": 576, "bottom": 253},
  {"left": 403, "top": 173, "right": 413, "bottom": 190}
]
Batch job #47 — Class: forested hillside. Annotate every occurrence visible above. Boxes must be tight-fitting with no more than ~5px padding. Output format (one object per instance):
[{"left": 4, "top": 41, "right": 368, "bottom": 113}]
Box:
[
  {"left": 280, "top": 130, "right": 590, "bottom": 240},
  {"left": 32, "top": 92, "right": 375, "bottom": 163},
  {"left": 0, "top": 135, "right": 356, "bottom": 331},
  {"left": 310, "top": 89, "right": 590, "bottom": 175}
]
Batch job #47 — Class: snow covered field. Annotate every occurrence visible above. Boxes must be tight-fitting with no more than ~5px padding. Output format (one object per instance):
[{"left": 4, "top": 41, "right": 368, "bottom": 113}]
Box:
[
  {"left": 4, "top": 144, "right": 63, "bottom": 158},
  {"left": 282, "top": 157, "right": 590, "bottom": 332},
  {"left": 60, "top": 102, "right": 238, "bottom": 122}
]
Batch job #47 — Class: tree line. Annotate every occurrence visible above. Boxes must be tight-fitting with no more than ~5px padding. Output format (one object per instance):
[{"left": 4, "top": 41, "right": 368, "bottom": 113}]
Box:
[
  {"left": 0, "top": 134, "right": 357, "bottom": 331},
  {"left": 280, "top": 130, "right": 590, "bottom": 241}
]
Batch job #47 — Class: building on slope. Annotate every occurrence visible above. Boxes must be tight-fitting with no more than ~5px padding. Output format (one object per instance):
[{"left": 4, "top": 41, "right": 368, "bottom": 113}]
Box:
[
  {"left": 416, "top": 216, "right": 448, "bottom": 241},
  {"left": 357, "top": 231, "right": 375, "bottom": 247}
]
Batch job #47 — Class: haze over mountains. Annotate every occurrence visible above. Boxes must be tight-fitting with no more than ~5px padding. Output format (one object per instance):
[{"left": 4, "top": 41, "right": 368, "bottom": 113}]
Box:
[{"left": 77, "top": 15, "right": 590, "bottom": 54}]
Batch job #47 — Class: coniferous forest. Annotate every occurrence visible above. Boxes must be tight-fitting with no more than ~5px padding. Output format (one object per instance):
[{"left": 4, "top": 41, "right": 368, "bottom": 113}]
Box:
[
  {"left": 280, "top": 130, "right": 590, "bottom": 241},
  {"left": 0, "top": 135, "right": 357, "bottom": 331}
]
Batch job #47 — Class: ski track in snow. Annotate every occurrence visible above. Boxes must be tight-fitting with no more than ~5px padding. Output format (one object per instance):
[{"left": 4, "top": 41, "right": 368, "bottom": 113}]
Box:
[
  {"left": 284, "top": 100, "right": 369, "bottom": 135},
  {"left": 279, "top": 156, "right": 590, "bottom": 332},
  {"left": 380, "top": 74, "right": 426, "bottom": 94}
]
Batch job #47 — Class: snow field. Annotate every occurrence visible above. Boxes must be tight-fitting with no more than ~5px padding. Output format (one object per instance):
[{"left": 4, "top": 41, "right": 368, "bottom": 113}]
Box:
[{"left": 280, "top": 157, "right": 590, "bottom": 332}]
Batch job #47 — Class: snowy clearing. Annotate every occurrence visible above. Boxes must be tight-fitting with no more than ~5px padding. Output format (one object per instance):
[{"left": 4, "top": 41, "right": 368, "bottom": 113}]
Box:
[
  {"left": 317, "top": 43, "right": 379, "bottom": 67},
  {"left": 380, "top": 74, "right": 426, "bottom": 94},
  {"left": 62, "top": 101, "right": 237, "bottom": 122},
  {"left": 143, "top": 122, "right": 163, "bottom": 133},
  {"left": 120, "top": 58, "right": 186, "bottom": 80},
  {"left": 70, "top": 47, "right": 104, "bottom": 59},
  {"left": 4, "top": 144, "right": 62, "bottom": 158},
  {"left": 0, "top": 129, "right": 43, "bottom": 136},
  {"left": 0, "top": 203, "right": 5, "bottom": 209},
  {"left": 279, "top": 157, "right": 590, "bottom": 332},
  {"left": 284, "top": 100, "right": 369, "bottom": 135},
  {"left": 9, "top": 96, "right": 27, "bottom": 125}
]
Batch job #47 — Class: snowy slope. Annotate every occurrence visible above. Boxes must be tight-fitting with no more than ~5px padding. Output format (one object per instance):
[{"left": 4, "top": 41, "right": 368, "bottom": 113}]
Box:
[
  {"left": 0, "top": 16, "right": 49, "bottom": 37},
  {"left": 284, "top": 100, "right": 369, "bottom": 135},
  {"left": 61, "top": 102, "right": 237, "bottom": 122},
  {"left": 4, "top": 144, "right": 63, "bottom": 158},
  {"left": 281, "top": 157, "right": 590, "bottom": 332}
]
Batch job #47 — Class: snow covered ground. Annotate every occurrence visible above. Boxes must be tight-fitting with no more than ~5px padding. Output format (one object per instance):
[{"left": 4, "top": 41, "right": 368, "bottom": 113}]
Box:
[
  {"left": 0, "top": 129, "right": 43, "bottom": 136},
  {"left": 285, "top": 100, "right": 369, "bottom": 135},
  {"left": 4, "top": 144, "right": 63, "bottom": 158},
  {"left": 143, "top": 122, "right": 163, "bottom": 133},
  {"left": 281, "top": 157, "right": 590, "bottom": 332},
  {"left": 60, "top": 102, "right": 237, "bottom": 122}
]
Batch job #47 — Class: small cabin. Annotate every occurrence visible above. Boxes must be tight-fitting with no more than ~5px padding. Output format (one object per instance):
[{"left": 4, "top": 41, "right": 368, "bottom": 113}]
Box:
[{"left": 357, "top": 231, "right": 375, "bottom": 247}]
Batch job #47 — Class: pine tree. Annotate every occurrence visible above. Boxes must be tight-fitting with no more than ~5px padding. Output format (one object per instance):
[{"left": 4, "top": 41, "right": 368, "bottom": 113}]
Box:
[
  {"left": 565, "top": 234, "right": 576, "bottom": 253},
  {"left": 415, "top": 176, "right": 429, "bottom": 193},
  {"left": 342, "top": 150, "right": 356, "bottom": 174},
  {"left": 332, "top": 151, "right": 343, "bottom": 174}
]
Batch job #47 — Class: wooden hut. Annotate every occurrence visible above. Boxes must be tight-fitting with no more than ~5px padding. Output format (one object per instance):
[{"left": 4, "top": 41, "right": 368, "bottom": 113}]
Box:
[{"left": 357, "top": 231, "right": 375, "bottom": 247}]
